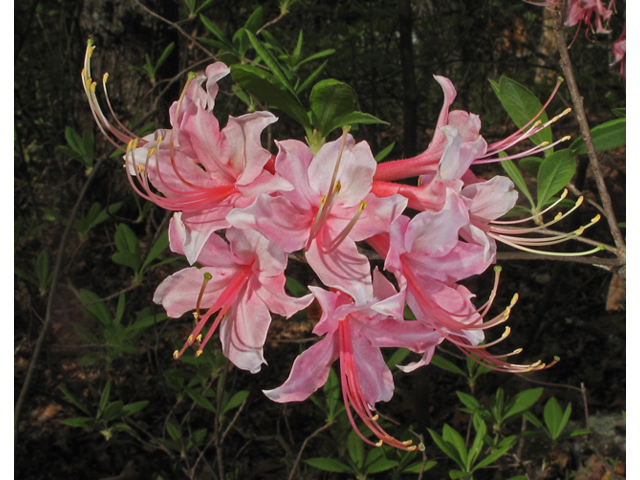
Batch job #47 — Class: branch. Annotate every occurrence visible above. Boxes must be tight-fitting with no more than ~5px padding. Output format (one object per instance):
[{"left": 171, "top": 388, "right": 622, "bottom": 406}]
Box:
[
  {"left": 551, "top": 1, "right": 625, "bottom": 261},
  {"left": 496, "top": 252, "right": 624, "bottom": 273},
  {"left": 14, "top": 157, "right": 107, "bottom": 444}
]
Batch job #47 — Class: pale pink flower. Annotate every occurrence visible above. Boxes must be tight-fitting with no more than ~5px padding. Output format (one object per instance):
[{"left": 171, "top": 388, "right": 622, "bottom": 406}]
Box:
[
  {"left": 264, "top": 269, "right": 442, "bottom": 450},
  {"left": 611, "top": 22, "right": 626, "bottom": 79},
  {"left": 227, "top": 134, "right": 407, "bottom": 305},
  {"left": 155, "top": 224, "right": 312, "bottom": 373},
  {"left": 566, "top": 0, "right": 615, "bottom": 35}
]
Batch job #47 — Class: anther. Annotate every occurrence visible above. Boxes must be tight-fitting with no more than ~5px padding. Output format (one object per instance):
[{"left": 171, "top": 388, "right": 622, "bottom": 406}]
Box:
[
  {"left": 510, "top": 293, "right": 519, "bottom": 306},
  {"left": 196, "top": 334, "right": 203, "bottom": 344},
  {"left": 375, "top": 440, "right": 383, "bottom": 447},
  {"left": 371, "top": 414, "right": 379, "bottom": 421},
  {"left": 173, "top": 350, "right": 179, "bottom": 360},
  {"left": 494, "top": 265, "right": 502, "bottom": 273},
  {"left": 103, "top": 73, "right": 109, "bottom": 83},
  {"left": 561, "top": 135, "right": 571, "bottom": 142},
  {"left": 407, "top": 445, "right": 418, "bottom": 451},
  {"left": 591, "top": 214, "right": 601, "bottom": 223},
  {"left": 501, "top": 326, "right": 511, "bottom": 338},
  {"left": 187, "top": 334, "right": 194, "bottom": 345},
  {"left": 402, "top": 440, "right": 413, "bottom": 446},
  {"left": 513, "top": 348, "right": 523, "bottom": 354},
  {"left": 576, "top": 196, "right": 584, "bottom": 207},
  {"left": 195, "top": 350, "right": 203, "bottom": 357}
]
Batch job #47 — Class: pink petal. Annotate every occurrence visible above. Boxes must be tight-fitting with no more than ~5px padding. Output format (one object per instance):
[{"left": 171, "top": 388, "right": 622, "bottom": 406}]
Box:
[
  {"left": 351, "top": 332, "right": 395, "bottom": 405},
  {"left": 263, "top": 335, "right": 339, "bottom": 402}
]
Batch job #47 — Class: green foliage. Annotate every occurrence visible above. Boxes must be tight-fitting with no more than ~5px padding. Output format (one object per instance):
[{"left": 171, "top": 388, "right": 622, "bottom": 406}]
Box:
[
  {"left": 59, "top": 381, "right": 148, "bottom": 441},
  {"left": 430, "top": 354, "right": 491, "bottom": 392},
  {"left": 14, "top": 248, "right": 52, "bottom": 296},
  {"left": 523, "top": 397, "right": 589, "bottom": 445},
  {"left": 570, "top": 117, "right": 626, "bottom": 155},
  {"left": 429, "top": 416, "right": 516, "bottom": 480},
  {"left": 41, "top": 201, "right": 123, "bottom": 243},
  {"left": 57, "top": 127, "right": 95, "bottom": 173},
  {"left": 111, "top": 226, "right": 177, "bottom": 285},
  {"left": 489, "top": 76, "right": 553, "bottom": 151},
  {"left": 128, "top": 42, "right": 175, "bottom": 85}
]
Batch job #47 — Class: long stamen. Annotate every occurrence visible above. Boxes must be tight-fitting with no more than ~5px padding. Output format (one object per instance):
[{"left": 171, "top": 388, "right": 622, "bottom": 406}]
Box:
[{"left": 324, "top": 201, "right": 367, "bottom": 253}]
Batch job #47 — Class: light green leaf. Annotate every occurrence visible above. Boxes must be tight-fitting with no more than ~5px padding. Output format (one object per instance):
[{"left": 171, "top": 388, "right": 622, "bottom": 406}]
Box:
[
  {"left": 519, "top": 156, "right": 543, "bottom": 176},
  {"left": 375, "top": 142, "right": 396, "bottom": 162},
  {"left": 309, "top": 79, "right": 357, "bottom": 137},
  {"left": 199, "top": 15, "right": 235, "bottom": 50},
  {"left": 386, "top": 347, "right": 410, "bottom": 369},
  {"left": 443, "top": 424, "right": 468, "bottom": 468},
  {"left": 503, "top": 388, "right": 543, "bottom": 422},
  {"left": 245, "top": 29, "right": 295, "bottom": 96},
  {"left": 430, "top": 354, "right": 466, "bottom": 377},
  {"left": 501, "top": 158, "right": 535, "bottom": 208}
]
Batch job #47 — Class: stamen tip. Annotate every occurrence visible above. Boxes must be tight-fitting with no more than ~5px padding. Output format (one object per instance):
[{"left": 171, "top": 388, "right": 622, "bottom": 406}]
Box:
[
  {"left": 204, "top": 272, "right": 212, "bottom": 280},
  {"left": 513, "top": 348, "right": 523, "bottom": 354},
  {"left": 558, "top": 76, "right": 565, "bottom": 83},
  {"left": 561, "top": 135, "right": 571, "bottom": 142},
  {"left": 196, "top": 334, "right": 203, "bottom": 344},
  {"left": 494, "top": 265, "right": 502, "bottom": 273},
  {"left": 195, "top": 349, "right": 203, "bottom": 358},
  {"left": 103, "top": 73, "right": 109, "bottom": 83},
  {"left": 511, "top": 293, "right": 519, "bottom": 305},
  {"left": 561, "top": 188, "right": 568, "bottom": 199},
  {"left": 375, "top": 440, "right": 383, "bottom": 447},
  {"left": 592, "top": 214, "right": 601, "bottom": 223},
  {"left": 187, "top": 334, "right": 194, "bottom": 345},
  {"left": 172, "top": 350, "right": 180, "bottom": 360},
  {"left": 371, "top": 414, "right": 379, "bottom": 421},
  {"left": 563, "top": 107, "right": 572, "bottom": 115}
]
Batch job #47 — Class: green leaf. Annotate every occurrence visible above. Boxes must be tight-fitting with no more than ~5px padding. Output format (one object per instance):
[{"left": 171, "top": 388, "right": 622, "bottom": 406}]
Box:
[
  {"left": 519, "top": 156, "right": 543, "bottom": 176},
  {"left": 243, "top": 6, "right": 263, "bottom": 34},
  {"left": 309, "top": 79, "right": 357, "bottom": 137},
  {"left": 187, "top": 389, "right": 217, "bottom": 413},
  {"left": 140, "top": 230, "right": 169, "bottom": 274},
  {"left": 80, "top": 354, "right": 101, "bottom": 366},
  {"left": 543, "top": 397, "right": 570, "bottom": 440},
  {"left": 221, "top": 390, "right": 249, "bottom": 416},
  {"left": 429, "top": 428, "right": 463, "bottom": 467},
  {"left": 80, "top": 289, "right": 112, "bottom": 326},
  {"left": 443, "top": 424, "right": 468, "bottom": 468},
  {"left": 65, "top": 127, "right": 84, "bottom": 156},
  {"left": 231, "top": 64, "right": 311, "bottom": 129},
  {"left": 121, "top": 401, "right": 149, "bottom": 417},
  {"left": 73, "top": 324, "right": 99, "bottom": 344},
  {"left": 536, "top": 148, "right": 576, "bottom": 209},
  {"left": 611, "top": 108, "right": 625, "bottom": 118},
  {"left": 114, "top": 293, "right": 126, "bottom": 326},
  {"left": 98, "top": 382, "right": 112, "bottom": 418},
  {"left": 403, "top": 460, "right": 437, "bottom": 473},
  {"left": 570, "top": 429, "right": 590, "bottom": 436},
  {"left": 245, "top": 29, "right": 295, "bottom": 96},
  {"left": 470, "top": 416, "right": 488, "bottom": 466},
  {"left": 347, "top": 429, "right": 365, "bottom": 469},
  {"left": 199, "top": 15, "right": 235, "bottom": 50},
  {"left": 296, "top": 60, "right": 328, "bottom": 94},
  {"left": 386, "top": 347, "right": 410, "bottom": 369},
  {"left": 336, "top": 111, "right": 388, "bottom": 129},
  {"left": 456, "top": 391, "right": 483, "bottom": 412},
  {"left": 473, "top": 435, "right": 516, "bottom": 469},
  {"left": 103, "top": 401, "right": 124, "bottom": 422},
  {"left": 59, "top": 386, "right": 91, "bottom": 416},
  {"left": 285, "top": 276, "right": 307, "bottom": 297},
  {"left": 503, "top": 388, "right": 543, "bottom": 422},
  {"left": 166, "top": 422, "right": 181, "bottom": 441},
  {"left": 60, "top": 417, "right": 95, "bottom": 428},
  {"left": 155, "top": 42, "right": 175, "bottom": 71},
  {"left": 495, "top": 76, "right": 552, "bottom": 148},
  {"left": 375, "top": 142, "right": 396, "bottom": 162},
  {"left": 365, "top": 457, "right": 399, "bottom": 475},
  {"left": 305, "top": 457, "right": 352, "bottom": 473},
  {"left": 323, "top": 367, "right": 340, "bottom": 419},
  {"left": 449, "top": 469, "right": 467, "bottom": 479},
  {"left": 430, "top": 354, "right": 466, "bottom": 377},
  {"left": 192, "top": 428, "right": 208, "bottom": 443},
  {"left": 501, "top": 158, "right": 535, "bottom": 208},
  {"left": 523, "top": 410, "right": 543, "bottom": 429},
  {"left": 570, "top": 118, "right": 626, "bottom": 155},
  {"left": 296, "top": 49, "right": 335, "bottom": 69}
]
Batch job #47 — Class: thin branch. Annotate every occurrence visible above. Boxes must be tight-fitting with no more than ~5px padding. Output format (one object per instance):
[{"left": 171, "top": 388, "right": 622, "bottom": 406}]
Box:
[
  {"left": 136, "top": 0, "right": 217, "bottom": 61},
  {"left": 496, "top": 252, "right": 624, "bottom": 272},
  {"left": 15, "top": 157, "right": 107, "bottom": 444},
  {"left": 287, "top": 421, "right": 333, "bottom": 480},
  {"left": 551, "top": 1, "right": 625, "bottom": 259}
]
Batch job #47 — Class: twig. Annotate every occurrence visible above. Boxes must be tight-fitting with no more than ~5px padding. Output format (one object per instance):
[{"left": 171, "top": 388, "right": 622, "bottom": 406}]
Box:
[
  {"left": 221, "top": 397, "right": 247, "bottom": 442},
  {"left": 135, "top": 0, "right": 217, "bottom": 61},
  {"left": 14, "top": 157, "right": 107, "bottom": 445},
  {"left": 287, "top": 421, "right": 333, "bottom": 480},
  {"left": 581, "top": 382, "right": 590, "bottom": 430},
  {"left": 551, "top": 1, "right": 625, "bottom": 261},
  {"left": 495, "top": 252, "right": 624, "bottom": 273}
]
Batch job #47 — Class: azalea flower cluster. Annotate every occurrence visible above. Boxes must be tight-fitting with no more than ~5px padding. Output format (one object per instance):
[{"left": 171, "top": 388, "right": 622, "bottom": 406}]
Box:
[{"left": 83, "top": 42, "right": 587, "bottom": 450}]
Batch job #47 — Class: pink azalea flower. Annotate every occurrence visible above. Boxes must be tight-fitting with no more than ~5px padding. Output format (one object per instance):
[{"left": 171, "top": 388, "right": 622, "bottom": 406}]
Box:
[
  {"left": 154, "top": 224, "right": 312, "bottom": 373},
  {"left": 611, "top": 22, "right": 625, "bottom": 79},
  {"left": 367, "top": 205, "right": 551, "bottom": 374},
  {"left": 264, "top": 269, "right": 442, "bottom": 450},
  {"left": 227, "top": 134, "right": 407, "bottom": 305},
  {"left": 566, "top": 0, "right": 615, "bottom": 35},
  {"left": 125, "top": 63, "right": 291, "bottom": 263},
  {"left": 373, "top": 75, "right": 482, "bottom": 182},
  {"left": 81, "top": 47, "right": 291, "bottom": 264}
]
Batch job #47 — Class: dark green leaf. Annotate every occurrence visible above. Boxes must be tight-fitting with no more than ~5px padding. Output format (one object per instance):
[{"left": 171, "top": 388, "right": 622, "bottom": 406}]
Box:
[
  {"left": 188, "top": 389, "right": 217, "bottom": 412},
  {"left": 429, "top": 428, "right": 463, "bottom": 467},
  {"left": 543, "top": 397, "right": 564, "bottom": 440},
  {"left": 80, "top": 289, "right": 112, "bottom": 325},
  {"left": 335, "top": 111, "right": 388, "bottom": 129},
  {"left": 296, "top": 49, "right": 335, "bottom": 69},
  {"left": 503, "top": 388, "right": 543, "bottom": 422},
  {"left": 285, "top": 276, "right": 308, "bottom": 297},
  {"left": 501, "top": 158, "right": 535, "bottom": 208},
  {"left": 296, "top": 60, "right": 328, "bottom": 94},
  {"left": 375, "top": 142, "right": 396, "bottom": 162},
  {"left": 443, "top": 424, "right": 468, "bottom": 468},
  {"left": 309, "top": 79, "right": 357, "bottom": 137},
  {"left": 430, "top": 355, "right": 466, "bottom": 377},
  {"left": 155, "top": 42, "right": 175, "bottom": 71},
  {"left": 403, "top": 460, "right": 437, "bottom": 473},
  {"left": 473, "top": 435, "right": 516, "bottom": 469},
  {"left": 456, "top": 391, "right": 483, "bottom": 411},
  {"left": 305, "top": 458, "right": 352, "bottom": 473},
  {"left": 199, "top": 15, "right": 235, "bottom": 50},
  {"left": 221, "top": 390, "right": 249, "bottom": 416},
  {"left": 60, "top": 417, "right": 95, "bottom": 428},
  {"left": 98, "top": 382, "right": 112, "bottom": 418},
  {"left": 243, "top": 6, "right": 263, "bottom": 34},
  {"left": 347, "top": 429, "right": 365, "bottom": 469},
  {"left": 611, "top": 108, "right": 625, "bottom": 118},
  {"left": 536, "top": 148, "right": 576, "bottom": 209},
  {"left": 231, "top": 64, "right": 311, "bottom": 129},
  {"left": 140, "top": 230, "right": 169, "bottom": 273},
  {"left": 519, "top": 156, "right": 543, "bottom": 176},
  {"left": 245, "top": 29, "right": 295, "bottom": 95},
  {"left": 386, "top": 347, "right": 410, "bottom": 369},
  {"left": 570, "top": 118, "right": 626, "bottom": 155},
  {"left": 114, "top": 293, "right": 126, "bottom": 326},
  {"left": 166, "top": 422, "right": 181, "bottom": 441},
  {"left": 365, "top": 457, "right": 399, "bottom": 475},
  {"left": 570, "top": 429, "right": 590, "bottom": 436},
  {"left": 122, "top": 401, "right": 149, "bottom": 417},
  {"left": 80, "top": 354, "right": 101, "bottom": 366},
  {"left": 59, "top": 386, "right": 91, "bottom": 415},
  {"left": 103, "top": 401, "right": 124, "bottom": 422}
]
